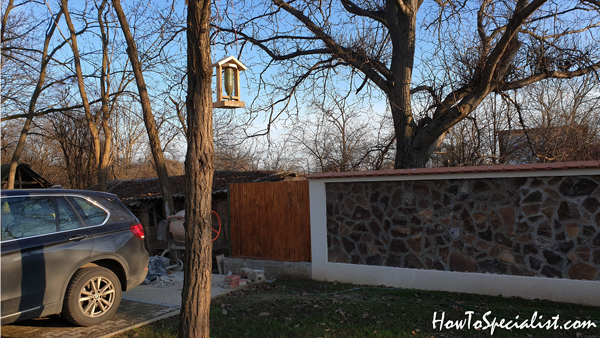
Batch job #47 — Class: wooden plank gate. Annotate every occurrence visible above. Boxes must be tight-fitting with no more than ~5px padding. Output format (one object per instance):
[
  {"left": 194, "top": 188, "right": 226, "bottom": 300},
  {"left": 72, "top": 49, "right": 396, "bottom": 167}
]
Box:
[{"left": 229, "top": 180, "right": 311, "bottom": 262}]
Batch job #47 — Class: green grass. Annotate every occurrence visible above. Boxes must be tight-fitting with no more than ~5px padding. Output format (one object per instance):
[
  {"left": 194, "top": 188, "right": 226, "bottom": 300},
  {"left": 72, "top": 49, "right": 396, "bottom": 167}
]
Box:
[{"left": 116, "top": 278, "right": 600, "bottom": 338}]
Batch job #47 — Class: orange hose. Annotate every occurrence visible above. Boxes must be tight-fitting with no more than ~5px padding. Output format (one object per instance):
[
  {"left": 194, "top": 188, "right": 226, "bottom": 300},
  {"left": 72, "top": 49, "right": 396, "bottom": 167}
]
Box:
[{"left": 211, "top": 210, "right": 221, "bottom": 242}]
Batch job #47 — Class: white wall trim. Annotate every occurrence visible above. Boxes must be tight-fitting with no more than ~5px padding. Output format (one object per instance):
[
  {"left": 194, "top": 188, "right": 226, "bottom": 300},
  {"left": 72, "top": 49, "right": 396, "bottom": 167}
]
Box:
[
  {"left": 309, "top": 172, "right": 600, "bottom": 306},
  {"left": 308, "top": 168, "right": 600, "bottom": 184}
]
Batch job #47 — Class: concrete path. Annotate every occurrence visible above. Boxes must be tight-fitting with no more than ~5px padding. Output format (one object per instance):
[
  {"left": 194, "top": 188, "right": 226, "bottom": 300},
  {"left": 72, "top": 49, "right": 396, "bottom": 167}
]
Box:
[
  {"left": 121, "top": 272, "right": 232, "bottom": 308},
  {"left": 1, "top": 273, "right": 233, "bottom": 338}
]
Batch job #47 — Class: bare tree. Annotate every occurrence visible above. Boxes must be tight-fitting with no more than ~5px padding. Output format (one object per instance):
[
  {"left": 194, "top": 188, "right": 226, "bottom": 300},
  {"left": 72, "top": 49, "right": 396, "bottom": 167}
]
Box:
[
  {"left": 110, "top": 101, "right": 147, "bottom": 177},
  {"left": 430, "top": 75, "right": 600, "bottom": 166},
  {"left": 499, "top": 76, "right": 600, "bottom": 163},
  {"left": 5, "top": 5, "right": 65, "bottom": 188},
  {"left": 60, "top": 0, "right": 107, "bottom": 190},
  {"left": 180, "top": 0, "right": 214, "bottom": 337},
  {"left": 95, "top": 0, "right": 117, "bottom": 190},
  {"left": 112, "top": 0, "right": 175, "bottom": 216},
  {"left": 215, "top": 0, "right": 600, "bottom": 169},
  {"left": 287, "top": 92, "right": 395, "bottom": 172},
  {"left": 257, "top": 137, "right": 305, "bottom": 172},
  {"left": 43, "top": 111, "right": 95, "bottom": 189}
]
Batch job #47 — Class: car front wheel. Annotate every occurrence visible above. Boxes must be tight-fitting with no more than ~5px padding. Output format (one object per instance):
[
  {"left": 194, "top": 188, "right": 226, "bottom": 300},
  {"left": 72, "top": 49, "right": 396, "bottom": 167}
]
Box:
[{"left": 62, "top": 267, "right": 122, "bottom": 326}]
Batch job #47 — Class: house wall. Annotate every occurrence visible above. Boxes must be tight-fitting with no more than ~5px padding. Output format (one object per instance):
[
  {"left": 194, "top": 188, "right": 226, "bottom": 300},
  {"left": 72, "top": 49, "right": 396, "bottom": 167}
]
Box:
[{"left": 309, "top": 168, "right": 600, "bottom": 306}]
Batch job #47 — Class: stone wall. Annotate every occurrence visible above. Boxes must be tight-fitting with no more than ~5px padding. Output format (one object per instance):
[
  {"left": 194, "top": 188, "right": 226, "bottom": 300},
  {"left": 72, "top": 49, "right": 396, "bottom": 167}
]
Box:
[{"left": 326, "top": 176, "right": 600, "bottom": 281}]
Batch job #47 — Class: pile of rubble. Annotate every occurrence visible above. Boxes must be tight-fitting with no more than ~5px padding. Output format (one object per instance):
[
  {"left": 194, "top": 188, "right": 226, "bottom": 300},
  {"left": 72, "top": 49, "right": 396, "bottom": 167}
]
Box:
[
  {"left": 143, "top": 256, "right": 272, "bottom": 290},
  {"left": 143, "top": 256, "right": 184, "bottom": 288},
  {"left": 150, "top": 274, "right": 184, "bottom": 288},
  {"left": 221, "top": 268, "right": 266, "bottom": 289}
]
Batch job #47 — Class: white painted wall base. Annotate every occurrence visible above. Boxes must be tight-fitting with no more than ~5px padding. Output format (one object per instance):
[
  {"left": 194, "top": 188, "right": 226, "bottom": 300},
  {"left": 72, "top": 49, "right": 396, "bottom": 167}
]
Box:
[{"left": 312, "top": 262, "right": 600, "bottom": 306}]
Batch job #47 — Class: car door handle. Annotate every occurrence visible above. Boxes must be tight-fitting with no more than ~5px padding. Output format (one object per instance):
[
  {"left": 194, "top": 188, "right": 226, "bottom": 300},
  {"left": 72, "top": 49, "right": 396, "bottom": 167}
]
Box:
[{"left": 69, "top": 235, "right": 88, "bottom": 241}]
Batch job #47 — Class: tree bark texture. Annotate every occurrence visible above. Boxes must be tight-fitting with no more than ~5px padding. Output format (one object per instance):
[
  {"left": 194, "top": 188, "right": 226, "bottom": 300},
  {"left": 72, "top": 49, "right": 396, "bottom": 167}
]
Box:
[
  {"left": 385, "top": 2, "right": 421, "bottom": 168},
  {"left": 0, "top": 0, "right": 15, "bottom": 74},
  {"left": 97, "top": 0, "right": 112, "bottom": 191},
  {"left": 6, "top": 8, "right": 63, "bottom": 189},
  {"left": 112, "top": 0, "right": 175, "bottom": 216},
  {"left": 179, "top": 0, "right": 213, "bottom": 337},
  {"left": 62, "top": 0, "right": 103, "bottom": 185}
]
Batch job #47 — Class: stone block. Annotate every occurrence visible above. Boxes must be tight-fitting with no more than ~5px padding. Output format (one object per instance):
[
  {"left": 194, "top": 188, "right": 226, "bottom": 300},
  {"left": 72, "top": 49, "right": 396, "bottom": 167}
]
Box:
[
  {"left": 240, "top": 268, "right": 253, "bottom": 278},
  {"left": 568, "top": 253, "right": 578, "bottom": 262},
  {"left": 478, "top": 259, "right": 508, "bottom": 274},
  {"left": 568, "top": 262, "right": 597, "bottom": 280},
  {"left": 509, "top": 265, "right": 536, "bottom": 277},
  {"left": 565, "top": 223, "right": 580, "bottom": 239},
  {"left": 558, "top": 201, "right": 580, "bottom": 221},
  {"left": 559, "top": 178, "right": 598, "bottom": 197},
  {"left": 500, "top": 250, "right": 515, "bottom": 264},
  {"left": 522, "top": 204, "right": 541, "bottom": 216},
  {"left": 522, "top": 191, "right": 543, "bottom": 204},
  {"left": 449, "top": 251, "right": 477, "bottom": 272},
  {"left": 576, "top": 247, "right": 591, "bottom": 261},
  {"left": 248, "top": 269, "right": 265, "bottom": 282},
  {"left": 541, "top": 265, "right": 562, "bottom": 278},
  {"left": 582, "top": 197, "right": 599, "bottom": 213},
  {"left": 543, "top": 250, "right": 563, "bottom": 265},
  {"left": 417, "top": 208, "right": 434, "bottom": 219},
  {"left": 472, "top": 212, "right": 487, "bottom": 223}
]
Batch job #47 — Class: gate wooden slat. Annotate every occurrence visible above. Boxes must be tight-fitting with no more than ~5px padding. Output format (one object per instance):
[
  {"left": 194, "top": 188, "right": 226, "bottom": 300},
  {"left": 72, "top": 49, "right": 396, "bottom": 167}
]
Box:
[
  {"left": 303, "top": 181, "right": 312, "bottom": 261},
  {"left": 230, "top": 184, "right": 236, "bottom": 256},
  {"left": 229, "top": 180, "right": 311, "bottom": 262},
  {"left": 274, "top": 182, "right": 283, "bottom": 260},
  {"left": 276, "top": 182, "right": 285, "bottom": 260},
  {"left": 263, "top": 182, "right": 270, "bottom": 258},
  {"left": 292, "top": 181, "right": 300, "bottom": 261},
  {"left": 252, "top": 182, "right": 261, "bottom": 258},
  {"left": 297, "top": 181, "right": 305, "bottom": 261},
  {"left": 237, "top": 183, "right": 244, "bottom": 258},
  {"left": 289, "top": 182, "right": 296, "bottom": 260},
  {"left": 230, "top": 184, "right": 238, "bottom": 257},
  {"left": 297, "top": 181, "right": 306, "bottom": 262},
  {"left": 280, "top": 183, "right": 288, "bottom": 260},
  {"left": 242, "top": 183, "right": 250, "bottom": 257}
]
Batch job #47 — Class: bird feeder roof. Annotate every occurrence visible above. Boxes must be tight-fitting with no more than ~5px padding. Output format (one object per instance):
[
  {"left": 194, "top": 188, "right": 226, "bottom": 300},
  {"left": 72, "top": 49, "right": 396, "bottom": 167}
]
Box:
[{"left": 211, "top": 56, "right": 247, "bottom": 70}]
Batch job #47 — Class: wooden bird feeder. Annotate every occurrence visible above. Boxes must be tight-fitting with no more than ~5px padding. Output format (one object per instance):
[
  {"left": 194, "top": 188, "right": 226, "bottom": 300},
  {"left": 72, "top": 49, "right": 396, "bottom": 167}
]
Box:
[{"left": 211, "top": 56, "right": 247, "bottom": 109}]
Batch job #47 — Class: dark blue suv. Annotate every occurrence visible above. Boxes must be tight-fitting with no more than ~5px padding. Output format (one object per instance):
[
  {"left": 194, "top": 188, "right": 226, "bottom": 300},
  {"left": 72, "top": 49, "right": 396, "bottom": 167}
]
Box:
[{"left": 1, "top": 189, "right": 149, "bottom": 326}]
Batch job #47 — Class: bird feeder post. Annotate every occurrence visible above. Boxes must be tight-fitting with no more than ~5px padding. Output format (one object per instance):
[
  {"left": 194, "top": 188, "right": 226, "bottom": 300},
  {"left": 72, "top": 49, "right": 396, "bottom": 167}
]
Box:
[{"left": 211, "top": 56, "right": 247, "bottom": 109}]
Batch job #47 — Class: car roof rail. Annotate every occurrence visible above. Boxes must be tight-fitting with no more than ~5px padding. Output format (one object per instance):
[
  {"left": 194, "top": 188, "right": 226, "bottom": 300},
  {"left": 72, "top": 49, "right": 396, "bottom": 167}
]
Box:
[{"left": 50, "top": 185, "right": 63, "bottom": 189}]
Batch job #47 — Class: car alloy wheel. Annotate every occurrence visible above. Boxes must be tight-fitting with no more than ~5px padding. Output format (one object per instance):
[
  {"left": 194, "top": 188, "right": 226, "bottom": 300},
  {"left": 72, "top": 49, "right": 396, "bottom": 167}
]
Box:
[
  {"left": 63, "top": 266, "right": 122, "bottom": 326},
  {"left": 78, "top": 276, "right": 116, "bottom": 317}
]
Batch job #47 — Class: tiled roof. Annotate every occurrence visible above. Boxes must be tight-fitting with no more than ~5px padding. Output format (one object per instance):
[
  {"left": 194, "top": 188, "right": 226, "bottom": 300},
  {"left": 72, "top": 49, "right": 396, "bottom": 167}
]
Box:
[
  {"left": 97, "top": 170, "right": 303, "bottom": 201},
  {"left": 306, "top": 160, "right": 600, "bottom": 179}
]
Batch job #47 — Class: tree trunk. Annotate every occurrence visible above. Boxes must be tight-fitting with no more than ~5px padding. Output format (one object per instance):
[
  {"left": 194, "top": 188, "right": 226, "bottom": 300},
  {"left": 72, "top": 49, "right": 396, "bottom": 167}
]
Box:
[
  {"left": 112, "top": 0, "right": 174, "bottom": 216},
  {"left": 1, "top": 0, "right": 15, "bottom": 74},
  {"left": 98, "top": 0, "right": 112, "bottom": 191},
  {"left": 179, "top": 0, "right": 213, "bottom": 337},
  {"left": 62, "top": 0, "right": 103, "bottom": 186},
  {"left": 385, "top": 2, "right": 424, "bottom": 169},
  {"left": 6, "top": 8, "right": 63, "bottom": 189}
]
